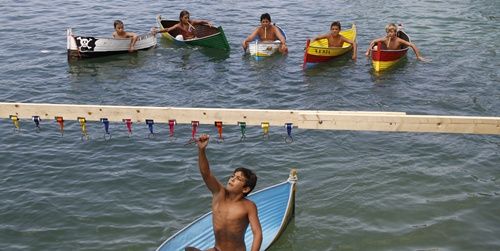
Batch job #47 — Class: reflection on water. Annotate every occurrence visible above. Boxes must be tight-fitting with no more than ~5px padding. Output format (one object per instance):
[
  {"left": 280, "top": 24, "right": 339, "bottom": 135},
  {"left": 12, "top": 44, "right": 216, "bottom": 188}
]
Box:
[
  {"left": 68, "top": 51, "right": 149, "bottom": 77},
  {"left": 158, "top": 37, "right": 230, "bottom": 61},
  {"left": 198, "top": 47, "right": 230, "bottom": 61},
  {"left": 242, "top": 53, "right": 288, "bottom": 70}
]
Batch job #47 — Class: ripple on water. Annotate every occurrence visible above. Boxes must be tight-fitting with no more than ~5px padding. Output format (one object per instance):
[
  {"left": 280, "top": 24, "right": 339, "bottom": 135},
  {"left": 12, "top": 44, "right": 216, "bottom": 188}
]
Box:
[{"left": 1, "top": 1, "right": 500, "bottom": 251}]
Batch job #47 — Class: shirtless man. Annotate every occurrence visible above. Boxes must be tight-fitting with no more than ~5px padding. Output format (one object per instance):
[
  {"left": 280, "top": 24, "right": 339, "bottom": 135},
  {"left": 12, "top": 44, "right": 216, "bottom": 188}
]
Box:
[
  {"left": 112, "top": 20, "right": 138, "bottom": 52},
  {"left": 156, "top": 10, "right": 212, "bottom": 40},
  {"left": 189, "top": 134, "right": 262, "bottom": 251},
  {"left": 313, "top": 21, "right": 357, "bottom": 60},
  {"left": 365, "top": 23, "right": 430, "bottom": 61},
  {"left": 242, "top": 13, "right": 288, "bottom": 53}
]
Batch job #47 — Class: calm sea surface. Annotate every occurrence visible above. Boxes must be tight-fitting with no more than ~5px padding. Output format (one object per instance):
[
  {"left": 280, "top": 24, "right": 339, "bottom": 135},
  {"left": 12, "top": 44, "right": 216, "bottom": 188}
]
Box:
[{"left": 1, "top": 0, "right": 499, "bottom": 250}]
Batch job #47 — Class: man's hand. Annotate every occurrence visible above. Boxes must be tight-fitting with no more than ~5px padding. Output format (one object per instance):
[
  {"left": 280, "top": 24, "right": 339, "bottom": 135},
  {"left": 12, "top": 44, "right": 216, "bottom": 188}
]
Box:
[
  {"left": 196, "top": 134, "right": 210, "bottom": 150},
  {"left": 417, "top": 56, "right": 432, "bottom": 62}
]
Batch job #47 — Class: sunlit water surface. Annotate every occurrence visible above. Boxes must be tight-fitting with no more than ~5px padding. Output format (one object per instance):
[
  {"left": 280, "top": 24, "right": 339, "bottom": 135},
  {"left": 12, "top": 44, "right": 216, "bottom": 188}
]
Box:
[{"left": 0, "top": 0, "right": 499, "bottom": 250}]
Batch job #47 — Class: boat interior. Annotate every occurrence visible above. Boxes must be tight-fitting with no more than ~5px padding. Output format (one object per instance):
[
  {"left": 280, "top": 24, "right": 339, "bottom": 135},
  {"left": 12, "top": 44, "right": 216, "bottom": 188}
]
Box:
[{"left": 160, "top": 20, "right": 219, "bottom": 39}]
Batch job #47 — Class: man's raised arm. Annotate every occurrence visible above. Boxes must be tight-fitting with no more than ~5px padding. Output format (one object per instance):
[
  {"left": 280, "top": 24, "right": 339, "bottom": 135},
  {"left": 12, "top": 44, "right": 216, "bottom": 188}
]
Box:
[{"left": 197, "top": 134, "right": 223, "bottom": 194}]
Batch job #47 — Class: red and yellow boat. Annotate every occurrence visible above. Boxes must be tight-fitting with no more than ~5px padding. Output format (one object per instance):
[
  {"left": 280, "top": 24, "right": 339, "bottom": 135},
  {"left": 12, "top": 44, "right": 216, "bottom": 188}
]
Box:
[
  {"left": 369, "top": 29, "right": 410, "bottom": 72},
  {"left": 303, "top": 24, "right": 356, "bottom": 68}
]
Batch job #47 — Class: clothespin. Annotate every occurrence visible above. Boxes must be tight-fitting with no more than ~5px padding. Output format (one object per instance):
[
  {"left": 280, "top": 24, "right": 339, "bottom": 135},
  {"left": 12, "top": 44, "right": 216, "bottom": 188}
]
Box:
[
  {"left": 123, "top": 119, "right": 132, "bottom": 137},
  {"left": 168, "top": 119, "right": 176, "bottom": 140},
  {"left": 78, "top": 117, "right": 89, "bottom": 141},
  {"left": 261, "top": 122, "right": 270, "bottom": 139},
  {"left": 55, "top": 116, "right": 64, "bottom": 136},
  {"left": 284, "top": 123, "right": 293, "bottom": 143},
  {"left": 186, "top": 121, "right": 200, "bottom": 145},
  {"left": 32, "top": 116, "right": 41, "bottom": 133},
  {"left": 146, "top": 119, "right": 155, "bottom": 139},
  {"left": 100, "top": 118, "right": 111, "bottom": 140},
  {"left": 215, "top": 121, "right": 223, "bottom": 142},
  {"left": 238, "top": 122, "right": 246, "bottom": 141},
  {"left": 10, "top": 115, "right": 20, "bottom": 133}
]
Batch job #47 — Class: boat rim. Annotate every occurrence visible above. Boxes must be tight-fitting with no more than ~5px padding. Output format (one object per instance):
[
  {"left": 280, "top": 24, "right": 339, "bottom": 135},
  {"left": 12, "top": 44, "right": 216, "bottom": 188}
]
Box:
[
  {"left": 156, "top": 16, "right": 224, "bottom": 42},
  {"left": 307, "top": 24, "right": 357, "bottom": 50}
]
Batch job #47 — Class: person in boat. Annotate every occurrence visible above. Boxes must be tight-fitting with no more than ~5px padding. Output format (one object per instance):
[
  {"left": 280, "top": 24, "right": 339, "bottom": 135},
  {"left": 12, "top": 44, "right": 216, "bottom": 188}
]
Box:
[
  {"left": 156, "top": 10, "right": 212, "bottom": 40},
  {"left": 312, "top": 21, "right": 357, "bottom": 60},
  {"left": 242, "top": 13, "right": 288, "bottom": 53},
  {"left": 365, "top": 23, "right": 429, "bottom": 61},
  {"left": 112, "top": 20, "right": 138, "bottom": 52},
  {"left": 189, "top": 134, "right": 262, "bottom": 251}
]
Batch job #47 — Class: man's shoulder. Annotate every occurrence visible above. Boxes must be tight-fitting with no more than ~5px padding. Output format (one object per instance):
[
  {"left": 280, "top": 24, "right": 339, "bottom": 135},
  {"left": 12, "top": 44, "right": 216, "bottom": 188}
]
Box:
[{"left": 242, "top": 198, "right": 257, "bottom": 208}]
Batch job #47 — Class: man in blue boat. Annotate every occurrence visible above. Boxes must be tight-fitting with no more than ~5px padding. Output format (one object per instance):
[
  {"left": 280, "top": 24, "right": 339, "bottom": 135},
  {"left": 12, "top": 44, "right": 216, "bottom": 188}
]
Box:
[
  {"left": 189, "top": 134, "right": 262, "bottom": 251},
  {"left": 242, "top": 13, "right": 288, "bottom": 53}
]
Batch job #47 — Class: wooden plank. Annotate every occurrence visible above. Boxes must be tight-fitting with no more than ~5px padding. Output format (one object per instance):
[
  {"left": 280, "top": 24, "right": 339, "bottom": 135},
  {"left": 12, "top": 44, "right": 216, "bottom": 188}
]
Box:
[
  {"left": 0, "top": 102, "right": 499, "bottom": 135},
  {"left": 298, "top": 113, "right": 499, "bottom": 134}
]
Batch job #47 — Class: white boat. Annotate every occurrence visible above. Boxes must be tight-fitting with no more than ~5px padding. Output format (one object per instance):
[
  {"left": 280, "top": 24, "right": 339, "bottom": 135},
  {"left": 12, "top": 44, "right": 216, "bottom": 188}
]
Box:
[
  {"left": 66, "top": 28, "right": 157, "bottom": 60},
  {"left": 248, "top": 25, "right": 287, "bottom": 60}
]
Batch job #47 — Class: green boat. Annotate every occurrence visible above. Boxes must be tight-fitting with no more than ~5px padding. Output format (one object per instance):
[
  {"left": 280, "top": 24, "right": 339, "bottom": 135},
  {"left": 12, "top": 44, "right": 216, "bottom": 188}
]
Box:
[{"left": 156, "top": 15, "right": 230, "bottom": 51}]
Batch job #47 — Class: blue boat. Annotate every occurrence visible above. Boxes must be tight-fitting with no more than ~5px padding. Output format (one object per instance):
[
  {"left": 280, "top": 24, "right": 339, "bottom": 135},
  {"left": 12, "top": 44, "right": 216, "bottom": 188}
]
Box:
[
  {"left": 156, "top": 169, "right": 297, "bottom": 251},
  {"left": 248, "top": 25, "right": 287, "bottom": 61}
]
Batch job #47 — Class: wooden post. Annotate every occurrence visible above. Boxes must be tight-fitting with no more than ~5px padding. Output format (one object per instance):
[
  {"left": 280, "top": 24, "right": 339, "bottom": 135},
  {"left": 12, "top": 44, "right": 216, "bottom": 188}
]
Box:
[{"left": 0, "top": 102, "right": 499, "bottom": 135}]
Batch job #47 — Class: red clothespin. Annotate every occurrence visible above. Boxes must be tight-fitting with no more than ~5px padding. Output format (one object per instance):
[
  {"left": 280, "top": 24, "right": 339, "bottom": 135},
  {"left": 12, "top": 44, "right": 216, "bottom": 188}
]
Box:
[
  {"left": 190, "top": 121, "right": 199, "bottom": 141},
  {"left": 185, "top": 121, "right": 200, "bottom": 145},
  {"left": 215, "top": 121, "right": 224, "bottom": 142},
  {"left": 55, "top": 116, "right": 64, "bottom": 136},
  {"left": 123, "top": 119, "right": 132, "bottom": 137},
  {"left": 168, "top": 119, "right": 176, "bottom": 139}
]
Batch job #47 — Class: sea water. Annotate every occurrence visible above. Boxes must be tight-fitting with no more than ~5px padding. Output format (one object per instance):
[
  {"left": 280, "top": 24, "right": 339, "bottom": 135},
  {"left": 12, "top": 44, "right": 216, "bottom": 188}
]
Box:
[{"left": 0, "top": 0, "right": 499, "bottom": 250}]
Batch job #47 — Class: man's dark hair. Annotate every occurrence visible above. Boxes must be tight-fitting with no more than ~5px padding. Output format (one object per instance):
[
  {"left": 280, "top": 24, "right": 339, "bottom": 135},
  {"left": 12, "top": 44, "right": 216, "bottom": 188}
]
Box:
[
  {"left": 260, "top": 13, "right": 271, "bottom": 22},
  {"left": 331, "top": 21, "right": 341, "bottom": 30},
  {"left": 234, "top": 167, "right": 257, "bottom": 196},
  {"left": 114, "top": 20, "right": 123, "bottom": 28},
  {"left": 179, "top": 10, "right": 190, "bottom": 20}
]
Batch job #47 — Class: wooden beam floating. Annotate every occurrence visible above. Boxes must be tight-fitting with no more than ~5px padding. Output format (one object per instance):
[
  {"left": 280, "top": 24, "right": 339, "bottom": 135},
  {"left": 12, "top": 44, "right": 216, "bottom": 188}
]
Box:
[{"left": 0, "top": 102, "right": 499, "bottom": 135}]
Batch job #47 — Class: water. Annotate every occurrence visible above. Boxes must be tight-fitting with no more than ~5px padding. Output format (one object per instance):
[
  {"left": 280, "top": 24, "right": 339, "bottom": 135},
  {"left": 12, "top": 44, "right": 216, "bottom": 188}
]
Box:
[{"left": 1, "top": 0, "right": 499, "bottom": 250}]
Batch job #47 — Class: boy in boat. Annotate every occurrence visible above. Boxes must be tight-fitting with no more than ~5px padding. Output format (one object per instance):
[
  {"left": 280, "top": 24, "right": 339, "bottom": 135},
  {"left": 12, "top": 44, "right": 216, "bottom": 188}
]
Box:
[
  {"left": 156, "top": 10, "right": 212, "bottom": 40},
  {"left": 112, "top": 20, "right": 138, "bottom": 52},
  {"left": 312, "top": 21, "right": 357, "bottom": 60},
  {"left": 242, "top": 13, "right": 288, "bottom": 53},
  {"left": 365, "top": 23, "right": 429, "bottom": 61},
  {"left": 188, "top": 134, "right": 262, "bottom": 251}
]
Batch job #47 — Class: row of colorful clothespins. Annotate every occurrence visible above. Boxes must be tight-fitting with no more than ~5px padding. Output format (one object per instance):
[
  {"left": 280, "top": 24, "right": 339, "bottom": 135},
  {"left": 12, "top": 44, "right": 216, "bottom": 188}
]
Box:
[{"left": 7, "top": 115, "right": 295, "bottom": 143}]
